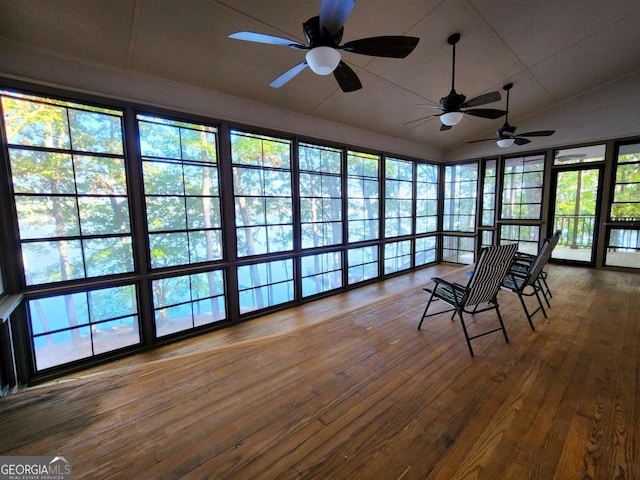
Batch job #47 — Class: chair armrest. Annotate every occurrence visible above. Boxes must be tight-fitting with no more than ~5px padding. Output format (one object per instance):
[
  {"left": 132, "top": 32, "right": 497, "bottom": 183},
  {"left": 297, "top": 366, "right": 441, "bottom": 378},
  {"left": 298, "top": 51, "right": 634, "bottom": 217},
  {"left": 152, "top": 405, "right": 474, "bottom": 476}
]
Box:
[
  {"left": 505, "top": 269, "right": 528, "bottom": 281},
  {"left": 429, "top": 277, "right": 466, "bottom": 294}
]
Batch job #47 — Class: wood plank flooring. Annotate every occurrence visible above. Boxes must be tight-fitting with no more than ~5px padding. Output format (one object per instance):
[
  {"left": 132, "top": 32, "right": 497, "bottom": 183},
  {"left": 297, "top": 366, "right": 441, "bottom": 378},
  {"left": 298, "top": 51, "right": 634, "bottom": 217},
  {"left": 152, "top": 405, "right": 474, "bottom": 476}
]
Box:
[{"left": 0, "top": 264, "right": 639, "bottom": 479}]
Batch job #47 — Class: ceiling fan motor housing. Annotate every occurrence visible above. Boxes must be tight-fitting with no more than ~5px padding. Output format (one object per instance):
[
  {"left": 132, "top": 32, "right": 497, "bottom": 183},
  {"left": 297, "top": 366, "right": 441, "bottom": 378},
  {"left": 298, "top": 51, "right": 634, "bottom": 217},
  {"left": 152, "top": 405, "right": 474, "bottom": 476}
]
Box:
[
  {"left": 304, "top": 16, "right": 343, "bottom": 47},
  {"left": 499, "top": 123, "right": 517, "bottom": 138},
  {"left": 440, "top": 90, "right": 467, "bottom": 111}
]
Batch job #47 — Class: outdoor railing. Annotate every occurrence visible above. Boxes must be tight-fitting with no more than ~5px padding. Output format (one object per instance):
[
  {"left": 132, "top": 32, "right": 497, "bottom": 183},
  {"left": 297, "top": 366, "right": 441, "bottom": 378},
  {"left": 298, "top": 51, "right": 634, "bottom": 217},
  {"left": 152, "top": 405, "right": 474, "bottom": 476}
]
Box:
[{"left": 553, "top": 215, "right": 596, "bottom": 249}]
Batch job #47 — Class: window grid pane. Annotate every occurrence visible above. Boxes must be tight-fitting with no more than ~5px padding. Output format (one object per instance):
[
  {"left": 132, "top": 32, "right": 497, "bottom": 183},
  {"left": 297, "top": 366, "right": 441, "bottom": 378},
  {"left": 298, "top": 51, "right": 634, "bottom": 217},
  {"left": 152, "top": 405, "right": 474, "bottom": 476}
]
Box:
[
  {"left": 610, "top": 143, "right": 640, "bottom": 221},
  {"left": 299, "top": 143, "right": 342, "bottom": 249},
  {"left": 301, "top": 251, "right": 343, "bottom": 297},
  {"left": 482, "top": 159, "right": 497, "bottom": 227},
  {"left": 385, "top": 157, "right": 414, "bottom": 238},
  {"left": 554, "top": 145, "right": 606, "bottom": 165},
  {"left": 348, "top": 151, "right": 379, "bottom": 243},
  {"left": 444, "top": 163, "right": 477, "bottom": 232},
  {"left": 500, "top": 224, "right": 540, "bottom": 255},
  {"left": 442, "top": 235, "right": 475, "bottom": 264},
  {"left": 2, "top": 92, "right": 133, "bottom": 286},
  {"left": 153, "top": 269, "right": 226, "bottom": 337},
  {"left": 415, "top": 236, "right": 436, "bottom": 267},
  {"left": 140, "top": 115, "right": 222, "bottom": 269},
  {"left": 384, "top": 240, "right": 411, "bottom": 274},
  {"left": 606, "top": 228, "right": 640, "bottom": 267},
  {"left": 501, "top": 155, "right": 544, "bottom": 220},
  {"left": 416, "top": 163, "right": 439, "bottom": 234},
  {"left": 232, "top": 131, "right": 293, "bottom": 256},
  {"left": 348, "top": 245, "right": 379, "bottom": 285},
  {"left": 29, "top": 285, "right": 139, "bottom": 371},
  {"left": 237, "top": 259, "right": 294, "bottom": 314},
  {"left": 481, "top": 230, "right": 494, "bottom": 249}
]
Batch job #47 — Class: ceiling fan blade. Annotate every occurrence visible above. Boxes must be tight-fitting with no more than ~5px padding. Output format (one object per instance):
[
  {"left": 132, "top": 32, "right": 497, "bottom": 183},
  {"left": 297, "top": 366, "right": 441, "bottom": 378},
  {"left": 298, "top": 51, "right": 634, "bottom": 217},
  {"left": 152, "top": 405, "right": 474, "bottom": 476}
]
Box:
[
  {"left": 270, "top": 62, "right": 308, "bottom": 88},
  {"left": 466, "top": 138, "right": 496, "bottom": 144},
  {"left": 463, "top": 108, "right": 507, "bottom": 120},
  {"left": 518, "top": 130, "right": 556, "bottom": 137},
  {"left": 228, "top": 32, "right": 306, "bottom": 49},
  {"left": 514, "top": 137, "right": 532, "bottom": 145},
  {"left": 461, "top": 91, "right": 501, "bottom": 108},
  {"left": 341, "top": 36, "right": 420, "bottom": 58},
  {"left": 402, "top": 115, "right": 435, "bottom": 126},
  {"left": 333, "top": 61, "right": 362, "bottom": 92},
  {"left": 320, "top": 0, "right": 355, "bottom": 37},
  {"left": 417, "top": 103, "right": 442, "bottom": 109}
]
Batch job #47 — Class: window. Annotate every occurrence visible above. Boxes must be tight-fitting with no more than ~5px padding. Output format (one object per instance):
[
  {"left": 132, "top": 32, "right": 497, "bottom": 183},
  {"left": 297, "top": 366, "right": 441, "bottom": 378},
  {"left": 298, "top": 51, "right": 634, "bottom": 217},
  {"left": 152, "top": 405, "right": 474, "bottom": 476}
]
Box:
[
  {"left": 442, "top": 235, "right": 475, "bottom": 264},
  {"left": 153, "top": 269, "right": 226, "bottom": 337},
  {"left": 29, "top": 285, "right": 139, "bottom": 370},
  {"left": 610, "top": 143, "right": 640, "bottom": 222},
  {"left": 3, "top": 92, "right": 133, "bottom": 285},
  {"left": 606, "top": 229, "right": 640, "bottom": 268},
  {"left": 415, "top": 163, "right": 438, "bottom": 234},
  {"left": 299, "top": 143, "right": 342, "bottom": 249},
  {"left": 384, "top": 157, "right": 413, "bottom": 238},
  {"left": 347, "top": 245, "right": 378, "bottom": 285},
  {"left": 415, "top": 236, "right": 436, "bottom": 266},
  {"left": 444, "top": 163, "right": 477, "bottom": 232},
  {"left": 347, "top": 151, "right": 379, "bottom": 243},
  {"left": 500, "top": 224, "right": 539, "bottom": 254},
  {"left": 480, "top": 230, "right": 494, "bottom": 249},
  {"left": 384, "top": 240, "right": 411, "bottom": 274},
  {"left": 554, "top": 145, "right": 605, "bottom": 165},
  {"left": 481, "top": 159, "right": 497, "bottom": 227},
  {"left": 499, "top": 154, "right": 545, "bottom": 254},
  {"left": 502, "top": 154, "right": 544, "bottom": 220},
  {"left": 140, "top": 115, "right": 222, "bottom": 269},
  {"left": 443, "top": 163, "right": 477, "bottom": 264},
  {"left": 479, "top": 159, "right": 497, "bottom": 250},
  {"left": 232, "top": 132, "right": 293, "bottom": 257},
  {"left": 605, "top": 142, "right": 640, "bottom": 269},
  {"left": 301, "top": 252, "right": 342, "bottom": 297},
  {"left": 238, "top": 259, "right": 294, "bottom": 314}
]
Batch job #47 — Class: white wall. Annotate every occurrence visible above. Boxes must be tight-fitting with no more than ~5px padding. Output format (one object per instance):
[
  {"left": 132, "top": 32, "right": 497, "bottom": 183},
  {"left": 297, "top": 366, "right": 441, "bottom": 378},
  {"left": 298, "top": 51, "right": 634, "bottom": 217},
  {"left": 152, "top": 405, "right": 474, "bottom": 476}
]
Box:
[{"left": 0, "top": 39, "right": 442, "bottom": 162}]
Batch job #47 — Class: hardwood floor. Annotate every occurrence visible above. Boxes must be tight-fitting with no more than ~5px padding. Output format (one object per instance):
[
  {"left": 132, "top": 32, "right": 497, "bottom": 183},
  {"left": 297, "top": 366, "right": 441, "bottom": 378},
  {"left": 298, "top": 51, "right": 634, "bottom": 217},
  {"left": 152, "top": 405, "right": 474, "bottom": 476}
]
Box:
[{"left": 1, "top": 264, "right": 639, "bottom": 479}]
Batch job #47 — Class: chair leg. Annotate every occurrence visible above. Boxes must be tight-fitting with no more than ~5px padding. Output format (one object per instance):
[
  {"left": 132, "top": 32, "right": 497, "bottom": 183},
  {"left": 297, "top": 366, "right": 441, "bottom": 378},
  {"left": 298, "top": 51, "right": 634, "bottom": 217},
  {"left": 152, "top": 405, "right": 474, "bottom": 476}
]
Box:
[
  {"left": 540, "top": 272, "right": 552, "bottom": 298},
  {"left": 517, "top": 292, "right": 537, "bottom": 331},
  {"left": 495, "top": 304, "right": 509, "bottom": 344},
  {"left": 418, "top": 289, "right": 437, "bottom": 330},
  {"left": 534, "top": 288, "right": 548, "bottom": 318},
  {"left": 456, "top": 310, "right": 475, "bottom": 357},
  {"left": 538, "top": 278, "right": 551, "bottom": 308}
]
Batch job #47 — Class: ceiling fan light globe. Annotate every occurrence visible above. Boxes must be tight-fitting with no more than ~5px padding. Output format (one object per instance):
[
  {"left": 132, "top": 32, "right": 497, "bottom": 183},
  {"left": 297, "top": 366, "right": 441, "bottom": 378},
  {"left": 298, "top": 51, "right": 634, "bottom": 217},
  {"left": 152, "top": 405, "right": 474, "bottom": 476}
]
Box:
[
  {"left": 440, "top": 111, "right": 464, "bottom": 126},
  {"left": 497, "top": 138, "right": 515, "bottom": 148},
  {"left": 306, "top": 47, "right": 341, "bottom": 75}
]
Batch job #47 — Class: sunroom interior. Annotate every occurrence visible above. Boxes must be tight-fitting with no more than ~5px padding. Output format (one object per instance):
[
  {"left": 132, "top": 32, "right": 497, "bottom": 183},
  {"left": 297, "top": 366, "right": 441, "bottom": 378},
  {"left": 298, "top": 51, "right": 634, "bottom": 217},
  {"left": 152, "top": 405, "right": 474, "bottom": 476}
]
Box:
[{"left": 0, "top": 0, "right": 639, "bottom": 391}]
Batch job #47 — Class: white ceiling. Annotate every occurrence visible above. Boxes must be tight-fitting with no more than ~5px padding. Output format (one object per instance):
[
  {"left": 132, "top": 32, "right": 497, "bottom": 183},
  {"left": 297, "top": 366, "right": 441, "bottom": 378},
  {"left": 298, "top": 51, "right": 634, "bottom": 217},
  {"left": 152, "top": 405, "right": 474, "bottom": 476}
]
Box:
[{"left": 2, "top": 0, "right": 640, "bottom": 154}]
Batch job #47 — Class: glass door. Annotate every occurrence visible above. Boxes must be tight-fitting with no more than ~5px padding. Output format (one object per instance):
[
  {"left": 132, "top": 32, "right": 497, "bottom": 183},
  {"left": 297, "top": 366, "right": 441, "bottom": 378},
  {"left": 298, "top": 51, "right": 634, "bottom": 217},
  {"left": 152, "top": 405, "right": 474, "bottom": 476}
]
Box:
[{"left": 549, "top": 166, "right": 603, "bottom": 264}]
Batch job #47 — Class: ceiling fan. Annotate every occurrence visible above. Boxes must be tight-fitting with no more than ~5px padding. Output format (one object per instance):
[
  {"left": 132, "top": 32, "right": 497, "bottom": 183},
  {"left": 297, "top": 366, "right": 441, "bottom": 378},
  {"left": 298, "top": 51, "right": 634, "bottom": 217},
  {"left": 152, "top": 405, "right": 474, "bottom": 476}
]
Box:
[
  {"left": 467, "top": 82, "right": 555, "bottom": 147},
  {"left": 404, "top": 33, "right": 506, "bottom": 131},
  {"left": 228, "top": 0, "right": 419, "bottom": 92}
]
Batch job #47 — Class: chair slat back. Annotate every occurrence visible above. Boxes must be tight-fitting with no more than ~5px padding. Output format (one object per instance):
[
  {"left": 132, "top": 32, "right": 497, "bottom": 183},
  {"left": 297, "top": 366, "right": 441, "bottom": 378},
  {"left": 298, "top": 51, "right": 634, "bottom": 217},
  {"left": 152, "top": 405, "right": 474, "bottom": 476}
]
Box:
[
  {"left": 465, "top": 243, "right": 518, "bottom": 306},
  {"left": 524, "top": 239, "right": 553, "bottom": 286},
  {"left": 549, "top": 230, "right": 561, "bottom": 250}
]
